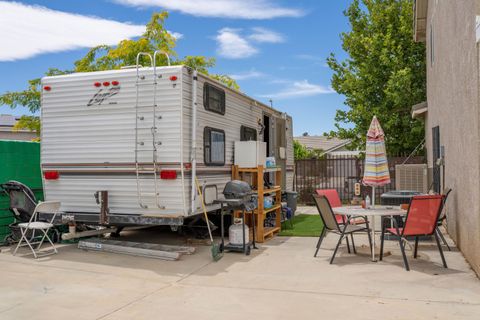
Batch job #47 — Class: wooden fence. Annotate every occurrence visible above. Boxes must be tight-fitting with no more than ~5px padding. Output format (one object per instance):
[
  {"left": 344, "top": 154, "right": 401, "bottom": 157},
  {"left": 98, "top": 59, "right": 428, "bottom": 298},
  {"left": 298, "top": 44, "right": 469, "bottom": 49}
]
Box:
[{"left": 294, "top": 155, "right": 425, "bottom": 205}]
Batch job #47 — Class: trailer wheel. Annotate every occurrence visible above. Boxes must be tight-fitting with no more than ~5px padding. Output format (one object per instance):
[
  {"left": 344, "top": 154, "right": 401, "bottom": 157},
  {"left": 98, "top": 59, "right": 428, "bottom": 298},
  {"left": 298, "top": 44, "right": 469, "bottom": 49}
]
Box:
[{"left": 110, "top": 227, "right": 124, "bottom": 238}]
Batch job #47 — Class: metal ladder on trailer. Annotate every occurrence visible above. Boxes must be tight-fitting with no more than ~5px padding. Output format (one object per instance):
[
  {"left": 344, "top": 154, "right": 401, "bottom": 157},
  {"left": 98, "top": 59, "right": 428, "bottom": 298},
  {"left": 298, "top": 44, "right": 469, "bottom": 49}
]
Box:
[{"left": 134, "top": 51, "right": 170, "bottom": 209}]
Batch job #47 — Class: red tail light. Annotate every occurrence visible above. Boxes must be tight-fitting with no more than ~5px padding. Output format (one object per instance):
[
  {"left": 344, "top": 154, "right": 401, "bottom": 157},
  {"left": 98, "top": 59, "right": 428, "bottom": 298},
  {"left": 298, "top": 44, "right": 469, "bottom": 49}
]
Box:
[
  {"left": 112, "top": 80, "right": 119, "bottom": 86},
  {"left": 169, "top": 75, "right": 178, "bottom": 81},
  {"left": 103, "top": 81, "right": 110, "bottom": 87},
  {"left": 160, "top": 170, "right": 177, "bottom": 179},
  {"left": 43, "top": 86, "right": 51, "bottom": 91},
  {"left": 94, "top": 82, "right": 101, "bottom": 87},
  {"left": 44, "top": 171, "right": 59, "bottom": 180}
]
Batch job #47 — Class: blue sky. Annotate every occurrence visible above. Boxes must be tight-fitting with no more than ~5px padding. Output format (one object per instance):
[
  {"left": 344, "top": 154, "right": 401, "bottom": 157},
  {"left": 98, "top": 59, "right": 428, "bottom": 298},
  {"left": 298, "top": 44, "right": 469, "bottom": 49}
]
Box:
[{"left": 0, "top": 0, "right": 352, "bottom": 136}]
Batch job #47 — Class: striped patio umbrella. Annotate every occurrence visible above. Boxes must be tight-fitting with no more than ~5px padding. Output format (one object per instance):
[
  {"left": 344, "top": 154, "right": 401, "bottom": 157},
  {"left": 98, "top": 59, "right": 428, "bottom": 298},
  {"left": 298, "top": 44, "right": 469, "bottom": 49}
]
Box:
[{"left": 363, "top": 116, "right": 390, "bottom": 206}]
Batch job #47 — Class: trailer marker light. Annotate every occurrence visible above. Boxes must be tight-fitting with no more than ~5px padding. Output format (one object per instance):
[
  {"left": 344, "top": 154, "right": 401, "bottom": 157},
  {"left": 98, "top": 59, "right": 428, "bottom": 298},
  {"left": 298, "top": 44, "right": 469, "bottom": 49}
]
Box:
[
  {"left": 44, "top": 171, "right": 60, "bottom": 180},
  {"left": 43, "top": 86, "right": 51, "bottom": 91},
  {"left": 94, "top": 82, "right": 101, "bottom": 87},
  {"left": 160, "top": 170, "right": 177, "bottom": 179},
  {"left": 103, "top": 81, "right": 110, "bottom": 87},
  {"left": 169, "top": 75, "right": 178, "bottom": 81},
  {"left": 112, "top": 80, "right": 119, "bottom": 86}
]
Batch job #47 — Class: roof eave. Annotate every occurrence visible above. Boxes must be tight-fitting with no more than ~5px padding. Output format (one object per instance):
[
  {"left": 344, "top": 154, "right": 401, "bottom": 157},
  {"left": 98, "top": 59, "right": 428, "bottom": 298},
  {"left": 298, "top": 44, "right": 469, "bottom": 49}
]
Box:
[{"left": 411, "top": 101, "right": 428, "bottom": 119}]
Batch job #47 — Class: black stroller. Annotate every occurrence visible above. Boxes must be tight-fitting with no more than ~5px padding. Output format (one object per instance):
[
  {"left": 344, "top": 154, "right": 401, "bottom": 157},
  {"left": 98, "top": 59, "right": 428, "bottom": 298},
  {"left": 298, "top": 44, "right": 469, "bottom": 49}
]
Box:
[{"left": 0, "top": 181, "right": 60, "bottom": 245}]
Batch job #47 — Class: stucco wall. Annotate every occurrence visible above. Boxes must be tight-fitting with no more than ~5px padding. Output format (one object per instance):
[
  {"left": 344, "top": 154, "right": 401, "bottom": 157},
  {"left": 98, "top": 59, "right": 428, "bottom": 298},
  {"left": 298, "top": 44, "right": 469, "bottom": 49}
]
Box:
[
  {"left": 425, "top": 0, "right": 480, "bottom": 274},
  {"left": 0, "top": 130, "right": 37, "bottom": 141}
]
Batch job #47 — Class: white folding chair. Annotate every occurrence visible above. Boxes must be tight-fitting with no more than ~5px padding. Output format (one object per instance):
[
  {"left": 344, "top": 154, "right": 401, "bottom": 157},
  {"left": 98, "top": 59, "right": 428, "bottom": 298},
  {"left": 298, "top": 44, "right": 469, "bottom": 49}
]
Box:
[{"left": 13, "top": 201, "right": 61, "bottom": 258}]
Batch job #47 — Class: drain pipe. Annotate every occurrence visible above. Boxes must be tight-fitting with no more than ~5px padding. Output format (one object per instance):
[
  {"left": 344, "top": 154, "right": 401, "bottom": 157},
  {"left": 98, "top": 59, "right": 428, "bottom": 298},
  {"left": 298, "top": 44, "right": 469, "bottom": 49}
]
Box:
[{"left": 190, "top": 70, "right": 198, "bottom": 214}]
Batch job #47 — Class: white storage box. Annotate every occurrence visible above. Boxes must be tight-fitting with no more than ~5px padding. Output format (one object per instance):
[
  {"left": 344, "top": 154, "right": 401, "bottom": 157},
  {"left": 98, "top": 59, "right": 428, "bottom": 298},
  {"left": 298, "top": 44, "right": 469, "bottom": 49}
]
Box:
[{"left": 234, "top": 141, "right": 266, "bottom": 168}]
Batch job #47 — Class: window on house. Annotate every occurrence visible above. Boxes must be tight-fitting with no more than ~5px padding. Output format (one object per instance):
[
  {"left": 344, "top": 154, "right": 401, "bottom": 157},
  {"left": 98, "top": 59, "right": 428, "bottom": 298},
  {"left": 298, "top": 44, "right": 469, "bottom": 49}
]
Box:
[
  {"left": 204, "top": 127, "right": 225, "bottom": 166},
  {"left": 240, "top": 125, "right": 257, "bottom": 141},
  {"left": 203, "top": 83, "right": 225, "bottom": 115}
]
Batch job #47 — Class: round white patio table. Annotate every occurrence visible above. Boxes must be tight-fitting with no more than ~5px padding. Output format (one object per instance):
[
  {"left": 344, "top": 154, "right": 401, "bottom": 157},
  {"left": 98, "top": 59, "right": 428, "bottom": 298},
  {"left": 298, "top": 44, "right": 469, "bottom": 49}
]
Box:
[{"left": 333, "top": 206, "right": 407, "bottom": 262}]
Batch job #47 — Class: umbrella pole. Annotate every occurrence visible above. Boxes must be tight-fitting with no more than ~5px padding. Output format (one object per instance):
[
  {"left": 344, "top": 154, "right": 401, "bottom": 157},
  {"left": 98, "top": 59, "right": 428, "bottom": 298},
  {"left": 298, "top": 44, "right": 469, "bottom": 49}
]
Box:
[{"left": 371, "top": 186, "right": 376, "bottom": 261}]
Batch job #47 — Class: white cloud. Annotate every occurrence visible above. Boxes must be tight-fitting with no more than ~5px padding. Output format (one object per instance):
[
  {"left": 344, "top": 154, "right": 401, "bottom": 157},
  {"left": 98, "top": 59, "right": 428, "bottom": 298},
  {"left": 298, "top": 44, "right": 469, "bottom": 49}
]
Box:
[
  {"left": 215, "top": 27, "right": 285, "bottom": 59},
  {"left": 113, "top": 0, "right": 304, "bottom": 19},
  {"left": 248, "top": 27, "right": 285, "bottom": 43},
  {"left": 168, "top": 31, "right": 183, "bottom": 40},
  {"left": 229, "top": 69, "right": 265, "bottom": 80},
  {"left": 296, "top": 54, "right": 329, "bottom": 67},
  {"left": 215, "top": 28, "right": 258, "bottom": 59},
  {"left": 0, "top": 1, "right": 146, "bottom": 61},
  {"left": 260, "top": 80, "right": 335, "bottom": 99}
]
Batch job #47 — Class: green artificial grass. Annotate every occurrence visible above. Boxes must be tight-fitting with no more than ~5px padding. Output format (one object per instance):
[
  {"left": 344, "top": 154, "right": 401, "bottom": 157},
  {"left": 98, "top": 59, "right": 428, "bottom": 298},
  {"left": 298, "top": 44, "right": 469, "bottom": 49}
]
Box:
[{"left": 279, "top": 214, "right": 324, "bottom": 237}]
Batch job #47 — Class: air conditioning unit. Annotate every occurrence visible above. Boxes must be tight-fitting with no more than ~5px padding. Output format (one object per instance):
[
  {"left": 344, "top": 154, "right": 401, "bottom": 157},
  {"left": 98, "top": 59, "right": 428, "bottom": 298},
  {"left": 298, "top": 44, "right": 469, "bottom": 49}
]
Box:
[{"left": 395, "top": 164, "right": 428, "bottom": 193}]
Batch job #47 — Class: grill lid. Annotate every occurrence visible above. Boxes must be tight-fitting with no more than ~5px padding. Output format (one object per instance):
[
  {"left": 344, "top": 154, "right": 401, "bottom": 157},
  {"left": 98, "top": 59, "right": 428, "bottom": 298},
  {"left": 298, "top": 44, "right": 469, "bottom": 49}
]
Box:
[{"left": 223, "top": 180, "right": 252, "bottom": 199}]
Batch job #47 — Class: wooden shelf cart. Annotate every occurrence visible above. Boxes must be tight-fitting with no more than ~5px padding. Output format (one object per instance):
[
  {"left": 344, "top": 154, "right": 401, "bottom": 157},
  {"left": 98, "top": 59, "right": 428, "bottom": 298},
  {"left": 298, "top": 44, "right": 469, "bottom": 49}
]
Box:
[{"left": 232, "top": 165, "right": 282, "bottom": 243}]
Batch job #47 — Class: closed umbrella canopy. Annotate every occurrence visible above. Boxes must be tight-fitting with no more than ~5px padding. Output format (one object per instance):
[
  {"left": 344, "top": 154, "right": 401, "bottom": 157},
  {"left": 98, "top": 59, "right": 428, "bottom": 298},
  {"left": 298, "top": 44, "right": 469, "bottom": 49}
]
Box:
[{"left": 363, "top": 116, "right": 391, "bottom": 187}]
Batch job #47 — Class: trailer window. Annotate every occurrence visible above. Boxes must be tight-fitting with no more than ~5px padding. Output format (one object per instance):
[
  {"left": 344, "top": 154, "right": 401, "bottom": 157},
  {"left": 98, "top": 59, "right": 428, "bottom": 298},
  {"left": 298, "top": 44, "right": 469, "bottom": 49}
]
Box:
[
  {"left": 203, "top": 83, "right": 225, "bottom": 115},
  {"left": 204, "top": 127, "right": 225, "bottom": 166},
  {"left": 240, "top": 125, "right": 257, "bottom": 141}
]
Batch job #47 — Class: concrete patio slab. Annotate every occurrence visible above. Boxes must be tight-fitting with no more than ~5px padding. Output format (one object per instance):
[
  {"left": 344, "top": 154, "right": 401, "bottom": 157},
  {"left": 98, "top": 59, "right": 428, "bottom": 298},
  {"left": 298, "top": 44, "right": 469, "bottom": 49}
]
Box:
[{"left": 0, "top": 227, "right": 478, "bottom": 320}]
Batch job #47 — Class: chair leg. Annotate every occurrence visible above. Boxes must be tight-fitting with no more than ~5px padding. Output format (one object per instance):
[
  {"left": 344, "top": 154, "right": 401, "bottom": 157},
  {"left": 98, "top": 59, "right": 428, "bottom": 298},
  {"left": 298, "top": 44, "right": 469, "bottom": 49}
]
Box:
[
  {"left": 437, "top": 227, "right": 451, "bottom": 251},
  {"left": 345, "top": 234, "right": 351, "bottom": 254},
  {"left": 330, "top": 226, "right": 348, "bottom": 264},
  {"left": 314, "top": 228, "right": 326, "bottom": 257},
  {"left": 434, "top": 230, "right": 448, "bottom": 268},
  {"left": 398, "top": 237, "right": 410, "bottom": 271},
  {"left": 41, "top": 229, "right": 58, "bottom": 254},
  {"left": 379, "top": 223, "right": 385, "bottom": 261},
  {"left": 350, "top": 234, "right": 357, "bottom": 254},
  {"left": 414, "top": 236, "right": 419, "bottom": 258},
  {"left": 37, "top": 231, "right": 48, "bottom": 250},
  {"left": 12, "top": 227, "right": 27, "bottom": 256}
]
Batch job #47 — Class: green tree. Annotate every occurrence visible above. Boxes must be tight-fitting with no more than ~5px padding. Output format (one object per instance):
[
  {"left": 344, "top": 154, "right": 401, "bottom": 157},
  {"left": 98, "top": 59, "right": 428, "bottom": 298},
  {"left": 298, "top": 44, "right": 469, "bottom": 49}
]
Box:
[
  {"left": 327, "top": 0, "right": 426, "bottom": 155},
  {"left": 294, "top": 140, "right": 324, "bottom": 160},
  {"left": 1, "top": 12, "right": 238, "bottom": 136}
]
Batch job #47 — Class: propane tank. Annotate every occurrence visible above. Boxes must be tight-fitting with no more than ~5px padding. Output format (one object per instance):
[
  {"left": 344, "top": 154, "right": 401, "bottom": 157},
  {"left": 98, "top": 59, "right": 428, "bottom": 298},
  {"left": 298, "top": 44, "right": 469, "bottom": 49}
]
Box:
[{"left": 229, "top": 218, "right": 249, "bottom": 245}]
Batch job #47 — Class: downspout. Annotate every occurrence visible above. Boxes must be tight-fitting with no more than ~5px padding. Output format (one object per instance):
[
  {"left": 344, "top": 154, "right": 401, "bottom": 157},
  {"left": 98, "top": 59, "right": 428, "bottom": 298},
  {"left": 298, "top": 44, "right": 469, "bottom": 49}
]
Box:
[{"left": 190, "top": 70, "right": 198, "bottom": 214}]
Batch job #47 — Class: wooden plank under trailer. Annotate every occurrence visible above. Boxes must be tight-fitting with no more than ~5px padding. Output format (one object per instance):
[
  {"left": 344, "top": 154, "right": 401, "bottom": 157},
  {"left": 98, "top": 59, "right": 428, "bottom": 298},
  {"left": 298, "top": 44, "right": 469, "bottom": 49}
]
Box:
[{"left": 78, "top": 238, "right": 196, "bottom": 261}]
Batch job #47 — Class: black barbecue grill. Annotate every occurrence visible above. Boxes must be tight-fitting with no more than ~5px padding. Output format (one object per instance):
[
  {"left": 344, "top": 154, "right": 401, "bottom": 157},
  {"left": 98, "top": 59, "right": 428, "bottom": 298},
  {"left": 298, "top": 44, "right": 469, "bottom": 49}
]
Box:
[
  {"left": 221, "top": 180, "right": 257, "bottom": 211},
  {"left": 213, "top": 180, "right": 258, "bottom": 255}
]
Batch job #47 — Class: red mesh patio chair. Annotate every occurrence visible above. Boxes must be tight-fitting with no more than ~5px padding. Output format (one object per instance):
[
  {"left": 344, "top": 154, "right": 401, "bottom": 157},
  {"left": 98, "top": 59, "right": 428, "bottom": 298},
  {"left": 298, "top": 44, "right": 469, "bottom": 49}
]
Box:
[
  {"left": 380, "top": 195, "right": 446, "bottom": 271},
  {"left": 436, "top": 188, "right": 452, "bottom": 251},
  {"left": 312, "top": 194, "right": 372, "bottom": 263},
  {"left": 316, "top": 189, "right": 366, "bottom": 254}
]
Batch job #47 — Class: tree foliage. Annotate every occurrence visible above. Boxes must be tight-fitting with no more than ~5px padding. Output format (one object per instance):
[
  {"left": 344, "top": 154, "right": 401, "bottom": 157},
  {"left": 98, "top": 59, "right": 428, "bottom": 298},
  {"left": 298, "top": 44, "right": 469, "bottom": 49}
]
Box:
[
  {"left": 327, "top": 0, "right": 426, "bottom": 155},
  {"left": 0, "top": 12, "right": 238, "bottom": 136}
]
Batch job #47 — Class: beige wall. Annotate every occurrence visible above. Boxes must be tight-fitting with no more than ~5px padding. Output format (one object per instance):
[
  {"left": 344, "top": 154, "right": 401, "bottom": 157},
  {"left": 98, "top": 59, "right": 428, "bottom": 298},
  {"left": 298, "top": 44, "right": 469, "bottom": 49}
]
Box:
[
  {"left": 0, "top": 130, "right": 36, "bottom": 141},
  {"left": 424, "top": 0, "right": 480, "bottom": 275}
]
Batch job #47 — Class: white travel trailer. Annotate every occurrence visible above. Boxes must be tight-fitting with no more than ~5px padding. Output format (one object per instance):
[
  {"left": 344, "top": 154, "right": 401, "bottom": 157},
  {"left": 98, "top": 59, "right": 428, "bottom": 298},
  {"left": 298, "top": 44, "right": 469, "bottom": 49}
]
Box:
[{"left": 40, "top": 54, "right": 294, "bottom": 227}]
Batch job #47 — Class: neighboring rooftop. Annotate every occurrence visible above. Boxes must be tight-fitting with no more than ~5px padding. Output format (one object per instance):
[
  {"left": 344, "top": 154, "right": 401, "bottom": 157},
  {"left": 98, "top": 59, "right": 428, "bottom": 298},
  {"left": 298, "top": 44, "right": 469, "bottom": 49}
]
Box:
[
  {"left": 295, "top": 135, "right": 352, "bottom": 153},
  {"left": 0, "top": 114, "right": 37, "bottom": 141},
  {"left": 0, "top": 114, "right": 18, "bottom": 127}
]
